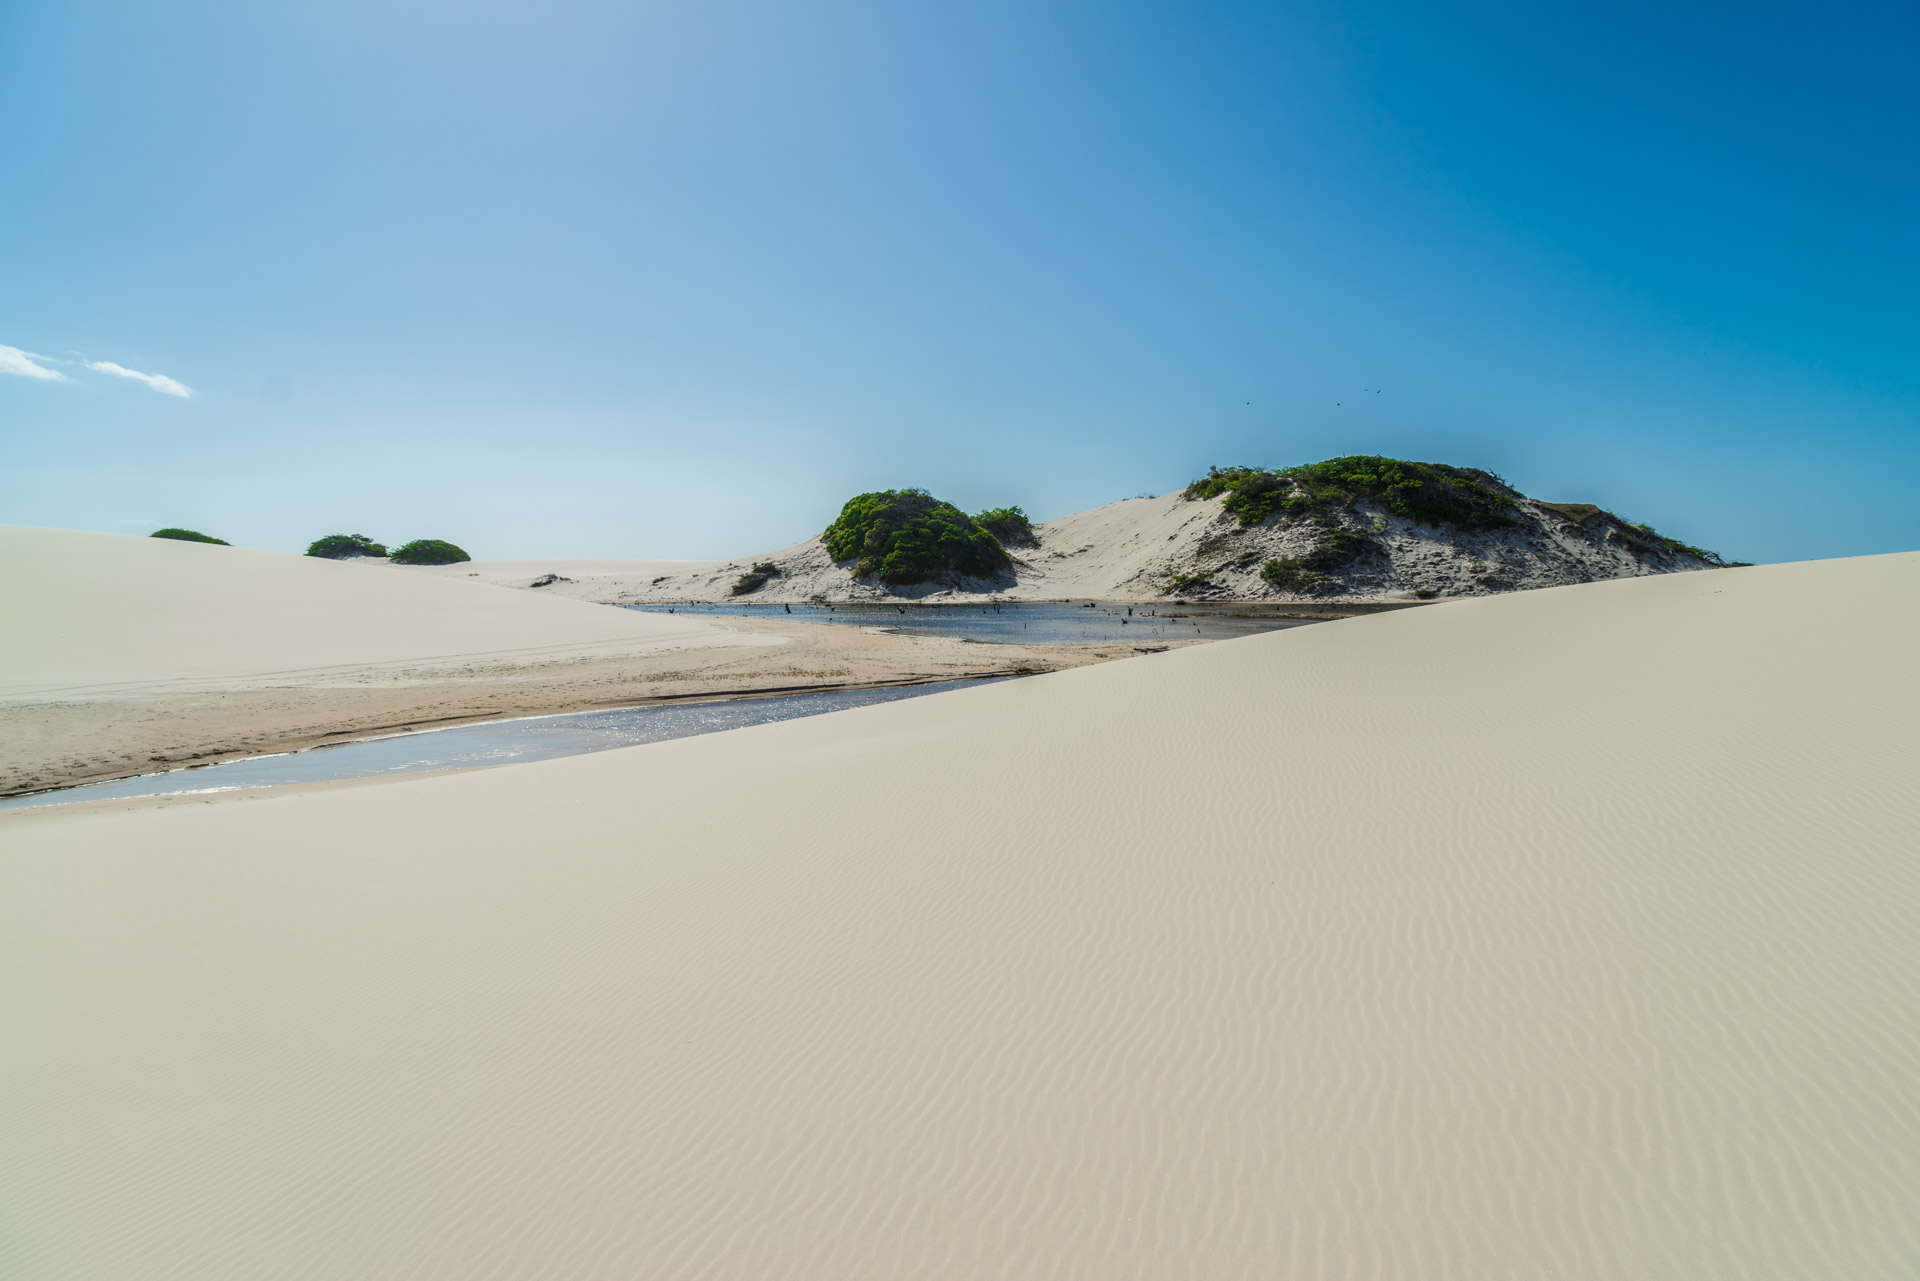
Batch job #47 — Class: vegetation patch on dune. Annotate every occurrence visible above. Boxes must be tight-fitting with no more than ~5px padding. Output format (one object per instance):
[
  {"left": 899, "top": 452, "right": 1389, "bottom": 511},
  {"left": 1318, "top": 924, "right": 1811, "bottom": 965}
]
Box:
[
  {"left": 1620, "top": 522, "right": 1742, "bottom": 565},
  {"left": 1535, "top": 500, "right": 1740, "bottom": 565},
  {"left": 731, "top": 562, "right": 781, "bottom": 595},
  {"left": 1184, "top": 466, "right": 1293, "bottom": 525},
  {"left": 1186, "top": 455, "right": 1521, "bottom": 529},
  {"left": 389, "top": 539, "right": 471, "bottom": 565},
  {"left": 823, "top": 490, "right": 1011, "bottom": 586},
  {"left": 306, "top": 533, "right": 388, "bottom": 559},
  {"left": 151, "top": 528, "right": 228, "bottom": 545},
  {"left": 1534, "top": 501, "right": 1605, "bottom": 525},
  {"left": 973, "top": 506, "right": 1036, "bottom": 547},
  {"left": 1260, "top": 557, "right": 1323, "bottom": 592}
]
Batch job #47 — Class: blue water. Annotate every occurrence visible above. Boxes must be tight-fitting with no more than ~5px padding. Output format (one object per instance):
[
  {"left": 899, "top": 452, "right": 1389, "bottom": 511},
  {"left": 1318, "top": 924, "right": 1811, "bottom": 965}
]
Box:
[
  {"left": 2, "top": 679, "right": 999, "bottom": 811},
  {"left": 625, "top": 600, "right": 1313, "bottom": 645}
]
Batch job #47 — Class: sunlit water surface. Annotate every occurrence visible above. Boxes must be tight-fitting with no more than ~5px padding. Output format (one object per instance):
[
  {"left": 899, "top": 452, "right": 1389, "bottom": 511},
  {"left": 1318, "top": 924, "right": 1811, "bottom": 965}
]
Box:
[
  {"left": 626, "top": 600, "right": 1313, "bottom": 644},
  {"left": 4, "top": 680, "right": 999, "bottom": 811}
]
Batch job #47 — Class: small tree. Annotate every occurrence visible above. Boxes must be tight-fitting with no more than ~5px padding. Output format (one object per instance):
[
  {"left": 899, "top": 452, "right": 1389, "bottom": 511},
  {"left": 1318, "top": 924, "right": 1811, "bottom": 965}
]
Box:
[
  {"left": 973, "top": 506, "right": 1035, "bottom": 547},
  {"left": 1260, "top": 557, "right": 1324, "bottom": 593},
  {"left": 388, "top": 539, "right": 471, "bottom": 565},
  {"left": 306, "top": 533, "right": 387, "bottom": 559},
  {"left": 731, "top": 563, "right": 781, "bottom": 595},
  {"left": 823, "top": 490, "right": 1011, "bottom": 586}
]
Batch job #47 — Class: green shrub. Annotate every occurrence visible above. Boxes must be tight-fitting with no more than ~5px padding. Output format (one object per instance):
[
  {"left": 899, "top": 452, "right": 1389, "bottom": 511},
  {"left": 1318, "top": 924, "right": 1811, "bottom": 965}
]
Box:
[
  {"left": 973, "top": 505, "right": 1036, "bottom": 547},
  {"left": 1622, "top": 522, "right": 1732, "bottom": 566},
  {"left": 1186, "top": 456, "right": 1521, "bottom": 529},
  {"left": 1183, "top": 466, "right": 1292, "bottom": 525},
  {"left": 1414, "top": 588, "right": 1439, "bottom": 599},
  {"left": 1260, "top": 557, "right": 1324, "bottom": 593},
  {"left": 823, "top": 489, "right": 1011, "bottom": 585},
  {"left": 731, "top": 562, "right": 781, "bottom": 595},
  {"left": 150, "top": 528, "right": 228, "bottom": 545},
  {"left": 1301, "top": 523, "right": 1376, "bottom": 570},
  {"left": 1164, "top": 570, "right": 1212, "bottom": 593},
  {"left": 388, "top": 539, "right": 470, "bottom": 565},
  {"left": 1534, "top": 501, "right": 1605, "bottom": 525},
  {"left": 306, "top": 533, "right": 387, "bottom": 559},
  {"left": 1286, "top": 456, "right": 1520, "bottom": 528}
]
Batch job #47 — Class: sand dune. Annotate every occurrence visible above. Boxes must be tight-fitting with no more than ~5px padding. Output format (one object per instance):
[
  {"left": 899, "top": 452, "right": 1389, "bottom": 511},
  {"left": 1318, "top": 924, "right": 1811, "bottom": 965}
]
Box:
[
  {"left": 0, "top": 526, "right": 746, "bottom": 699},
  {"left": 3, "top": 553, "right": 1916, "bottom": 1278},
  {"left": 566, "top": 490, "right": 1716, "bottom": 605},
  {"left": 410, "top": 555, "right": 719, "bottom": 596}
]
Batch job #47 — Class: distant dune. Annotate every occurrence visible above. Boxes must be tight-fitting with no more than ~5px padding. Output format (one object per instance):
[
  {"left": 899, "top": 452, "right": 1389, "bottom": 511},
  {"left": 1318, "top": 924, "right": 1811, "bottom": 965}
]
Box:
[
  {"left": 0, "top": 525, "right": 740, "bottom": 701},
  {"left": 466, "top": 486, "right": 1729, "bottom": 607},
  {"left": 4, "top": 552, "right": 1914, "bottom": 1278}
]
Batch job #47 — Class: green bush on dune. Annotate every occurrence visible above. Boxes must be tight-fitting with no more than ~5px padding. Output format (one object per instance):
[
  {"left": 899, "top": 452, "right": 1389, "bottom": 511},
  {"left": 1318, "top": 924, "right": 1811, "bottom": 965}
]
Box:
[
  {"left": 389, "top": 539, "right": 471, "bottom": 565},
  {"left": 973, "top": 505, "right": 1036, "bottom": 547},
  {"left": 1183, "top": 466, "right": 1294, "bottom": 526},
  {"left": 1620, "top": 522, "right": 1744, "bottom": 566},
  {"left": 1260, "top": 556, "right": 1324, "bottom": 593},
  {"left": 731, "top": 562, "right": 781, "bottom": 595},
  {"left": 306, "top": 533, "right": 388, "bottom": 559},
  {"left": 150, "top": 528, "right": 228, "bottom": 545},
  {"left": 1185, "top": 456, "right": 1522, "bottom": 530},
  {"left": 823, "top": 489, "right": 1011, "bottom": 586}
]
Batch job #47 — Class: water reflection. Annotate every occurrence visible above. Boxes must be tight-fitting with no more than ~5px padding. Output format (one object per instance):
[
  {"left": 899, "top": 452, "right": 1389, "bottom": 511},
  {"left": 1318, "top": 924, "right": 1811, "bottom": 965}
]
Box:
[
  {"left": 627, "top": 600, "right": 1312, "bottom": 645},
  {"left": 4, "top": 679, "right": 1000, "bottom": 811}
]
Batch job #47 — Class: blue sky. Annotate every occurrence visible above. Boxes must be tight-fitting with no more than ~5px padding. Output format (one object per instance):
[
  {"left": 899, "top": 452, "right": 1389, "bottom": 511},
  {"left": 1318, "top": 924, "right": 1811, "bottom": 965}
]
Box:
[{"left": 3, "top": 0, "right": 1914, "bottom": 563}]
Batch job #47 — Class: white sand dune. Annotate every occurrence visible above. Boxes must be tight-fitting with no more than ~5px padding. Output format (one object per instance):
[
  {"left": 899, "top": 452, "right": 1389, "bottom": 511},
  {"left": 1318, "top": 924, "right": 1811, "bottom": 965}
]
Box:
[
  {"left": 3, "top": 553, "right": 1916, "bottom": 1278},
  {"left": 411, "top": 555, "right": 718, "bottom": 594},
  {"left": 0, "top": 526, "right": 747, "bottom": 699}
]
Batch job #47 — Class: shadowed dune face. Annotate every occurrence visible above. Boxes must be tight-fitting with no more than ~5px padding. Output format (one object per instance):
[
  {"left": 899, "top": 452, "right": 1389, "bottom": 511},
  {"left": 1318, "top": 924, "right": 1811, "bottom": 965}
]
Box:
[{"left": 2, "top": 554, "right": 1917, "bottom": 1279}]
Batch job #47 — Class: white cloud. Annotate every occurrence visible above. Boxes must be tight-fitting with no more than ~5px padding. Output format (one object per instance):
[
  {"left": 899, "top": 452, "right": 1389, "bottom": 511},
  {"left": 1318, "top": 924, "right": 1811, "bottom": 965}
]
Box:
[
  {"left": 86, "top": 359, "right": 192, "bottom": 398},
  {"left": 0, "top": 343, "right": 69, "bottom": 381},
  {"left": 2, "top": 342, "right": 194, "bottom": 397},
  {"left": 86, "top": 359, "right": 192, "bottom": 397}
]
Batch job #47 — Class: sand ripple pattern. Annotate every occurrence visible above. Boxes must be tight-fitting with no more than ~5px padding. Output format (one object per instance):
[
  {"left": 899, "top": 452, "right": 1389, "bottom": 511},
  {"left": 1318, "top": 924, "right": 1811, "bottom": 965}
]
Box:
[{"left": 4, "top": 554, "right": 1918, "bottom": 1278}]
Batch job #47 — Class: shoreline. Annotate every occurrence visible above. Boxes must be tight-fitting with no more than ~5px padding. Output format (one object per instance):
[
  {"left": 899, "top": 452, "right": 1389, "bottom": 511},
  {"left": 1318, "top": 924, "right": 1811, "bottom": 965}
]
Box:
[
  {"left": 0, "top": 670, "right": 1039, "bottom": 804},
  {"left": 620, "top": 597, "right": 1431, "bottom": 618},
  {"left": 2, "top": 618, "right": 1209, "bottom": 799}
]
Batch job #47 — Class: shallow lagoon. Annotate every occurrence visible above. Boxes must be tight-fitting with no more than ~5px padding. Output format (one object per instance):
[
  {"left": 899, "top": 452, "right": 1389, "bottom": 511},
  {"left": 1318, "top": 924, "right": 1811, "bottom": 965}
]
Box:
[
  {"left": 4, "top": 680, "right": 997, "bottom": 811},
  {"left": 625, "top": 600, "right": 1315, "bottom": 645}
]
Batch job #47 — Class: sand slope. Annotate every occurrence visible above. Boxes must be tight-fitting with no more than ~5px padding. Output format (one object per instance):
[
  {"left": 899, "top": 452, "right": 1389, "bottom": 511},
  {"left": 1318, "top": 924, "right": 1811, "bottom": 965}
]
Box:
[
  {"left": 3, "top": 553, "right": 1917, "bottom": 1278},
  {"left": 409, "top": 555, "right": 718, "bottom": 596},
  {"left": 0, "top": 526, "right": 745, "bottom": 698}
]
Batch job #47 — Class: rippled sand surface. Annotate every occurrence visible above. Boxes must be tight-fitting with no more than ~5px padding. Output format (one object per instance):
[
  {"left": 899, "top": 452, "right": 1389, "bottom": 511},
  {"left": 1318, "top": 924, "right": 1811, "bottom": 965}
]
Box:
[{"left": 3, "top": 554, "right": 1916, "bottom": 1279}]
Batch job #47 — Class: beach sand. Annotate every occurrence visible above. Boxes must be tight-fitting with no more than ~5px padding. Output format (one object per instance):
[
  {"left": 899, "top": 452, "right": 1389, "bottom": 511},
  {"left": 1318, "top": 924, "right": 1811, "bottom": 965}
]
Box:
[
  {"left": 0, "top": 528, "right": 1146, "bottom": 795},
  {"left": 3, "top": 552, "right": 1916, "bottom": 1278}
]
